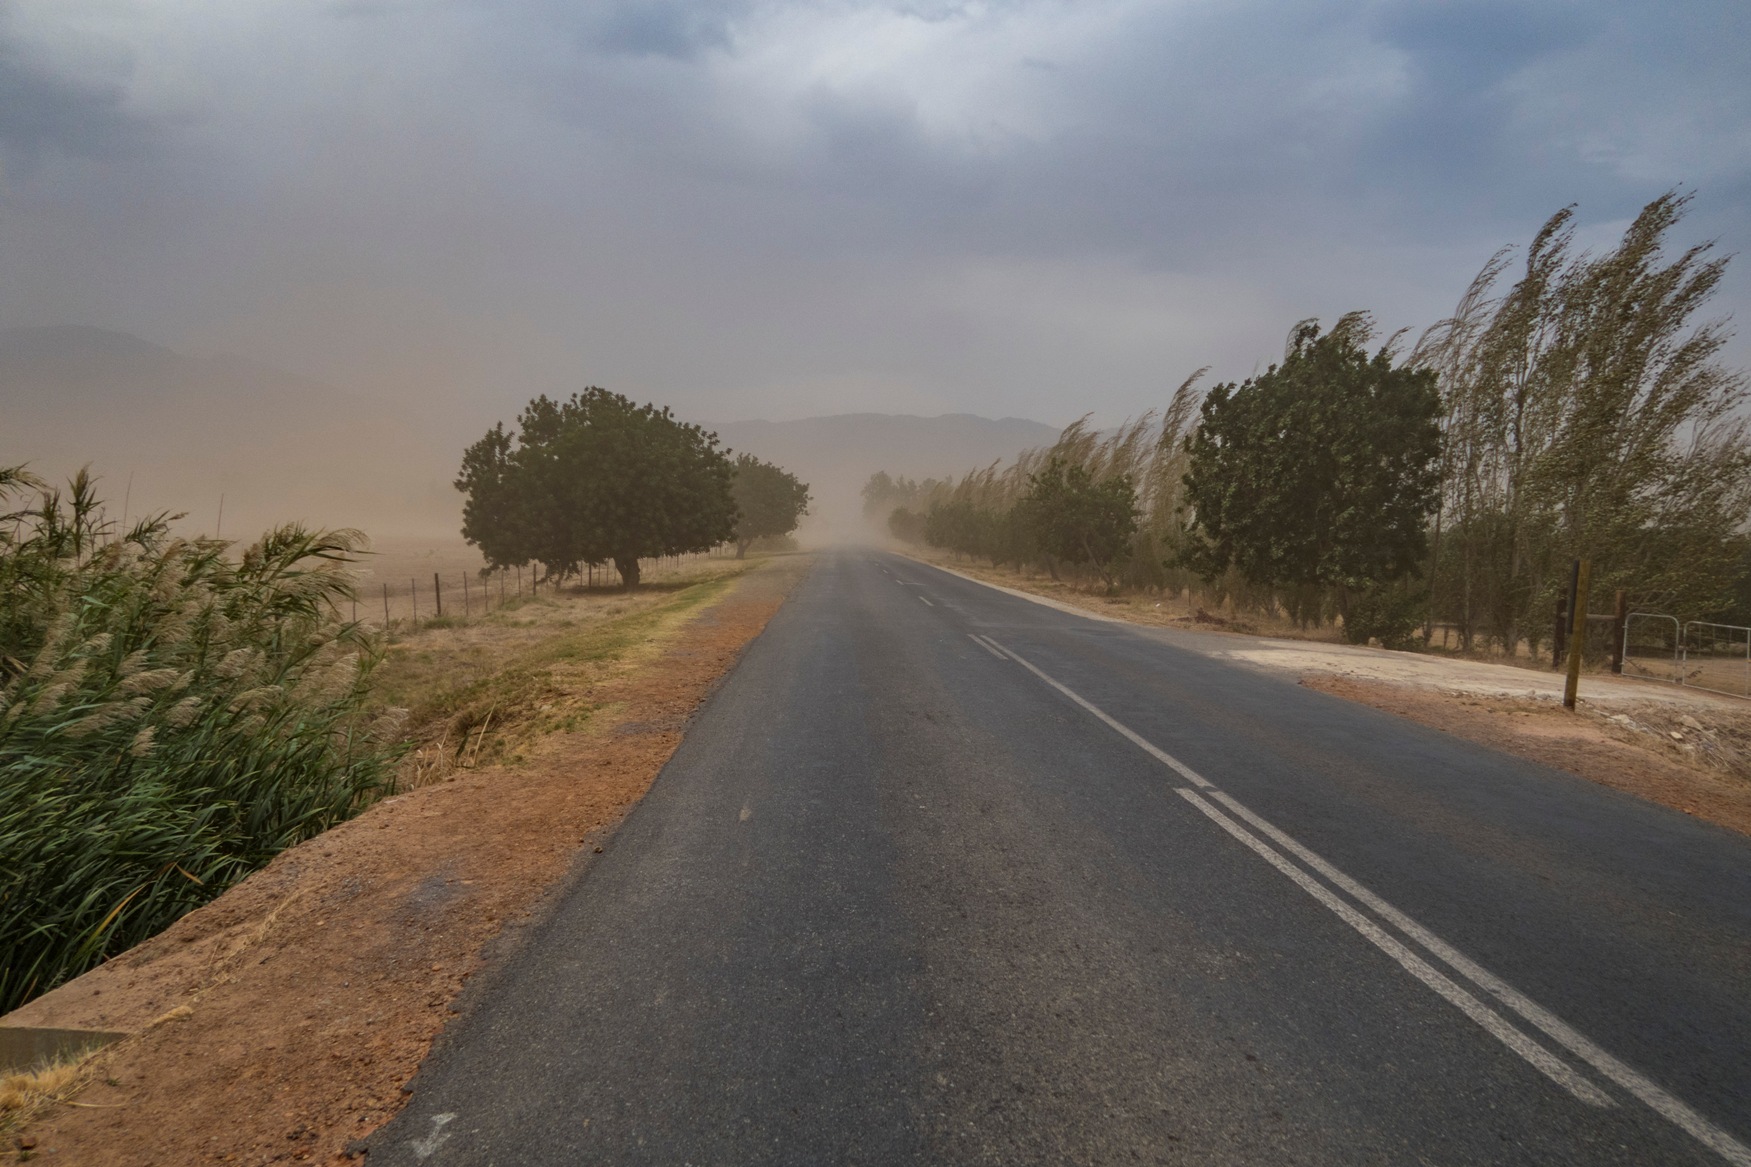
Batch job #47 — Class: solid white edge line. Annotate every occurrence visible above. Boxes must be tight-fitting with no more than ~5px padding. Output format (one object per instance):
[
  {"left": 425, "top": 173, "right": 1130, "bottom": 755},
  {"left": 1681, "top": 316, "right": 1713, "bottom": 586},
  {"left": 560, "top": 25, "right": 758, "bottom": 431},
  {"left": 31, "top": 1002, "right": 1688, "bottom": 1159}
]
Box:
[
  {"left": 987, "top": 639, "right": 1212, "bottom": 788},
  {"left": 1203, "top": 791, "right": 1751, "bottom": 1167},
  {"left": 1175, "top": 788, "right": 1614, "bottom": 1109},
  {"left": 968, "top": 634, "right": 1007, "bottom": 659}
]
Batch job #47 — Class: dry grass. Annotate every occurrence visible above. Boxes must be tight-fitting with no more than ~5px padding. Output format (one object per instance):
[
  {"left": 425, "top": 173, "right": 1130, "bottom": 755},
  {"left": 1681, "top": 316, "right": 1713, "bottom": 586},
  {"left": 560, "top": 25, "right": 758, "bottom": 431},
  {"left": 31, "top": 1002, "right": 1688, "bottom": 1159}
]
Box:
[
  {"left": 1, "top": 1055, "right": 94, "bottom": 1145},
  {"left": 368, "top": 554, "right": 760, "bottom": 788}
]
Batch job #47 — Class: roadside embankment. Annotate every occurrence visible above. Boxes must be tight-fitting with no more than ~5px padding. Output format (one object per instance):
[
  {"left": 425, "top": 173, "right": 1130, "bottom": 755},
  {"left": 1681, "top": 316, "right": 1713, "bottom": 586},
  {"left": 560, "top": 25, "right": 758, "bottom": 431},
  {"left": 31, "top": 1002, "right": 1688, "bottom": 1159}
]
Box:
[{"left": 1, "top": 554, "right": 810, "bottom": 1165}]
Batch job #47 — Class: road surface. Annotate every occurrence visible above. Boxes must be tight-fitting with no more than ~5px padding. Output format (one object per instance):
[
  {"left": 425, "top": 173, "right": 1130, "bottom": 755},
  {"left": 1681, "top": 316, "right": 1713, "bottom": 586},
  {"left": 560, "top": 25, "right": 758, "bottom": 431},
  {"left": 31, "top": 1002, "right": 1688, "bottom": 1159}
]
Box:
[{"left": 370, "top": 549, "right": 1751, "bottom": 1165}]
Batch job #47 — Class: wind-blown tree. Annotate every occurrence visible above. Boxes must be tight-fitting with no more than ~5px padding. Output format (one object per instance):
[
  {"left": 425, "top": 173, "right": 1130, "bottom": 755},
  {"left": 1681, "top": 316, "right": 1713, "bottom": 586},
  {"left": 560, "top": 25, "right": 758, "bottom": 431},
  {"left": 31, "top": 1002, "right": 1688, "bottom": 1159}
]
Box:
[
  {"left": 456, "top": 389, "right": 736, "bottom": 587},
  {"left": 1413, "top": 191, "right": 1751, "bottom": 648},
  {"left": 1182, "top": 314, "right": 1442, "bottom": 627},
  {"left": 730, "top": 454, "right": 811, "bottom": 557},
  {"left": 1014, "top": 456, "right": 1139, "bottom": 588}
]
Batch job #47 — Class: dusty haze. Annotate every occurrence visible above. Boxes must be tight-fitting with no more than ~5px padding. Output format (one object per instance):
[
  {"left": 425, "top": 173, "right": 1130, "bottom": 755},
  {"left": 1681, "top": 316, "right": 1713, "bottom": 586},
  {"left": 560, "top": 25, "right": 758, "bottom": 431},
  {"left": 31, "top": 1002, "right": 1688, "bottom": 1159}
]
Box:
[
  {"left": 0, "top": 325, "right": 1060, "bottom": 543},
  {"left": 0, "top": 2, "right": 1746, "bottom": 538}
]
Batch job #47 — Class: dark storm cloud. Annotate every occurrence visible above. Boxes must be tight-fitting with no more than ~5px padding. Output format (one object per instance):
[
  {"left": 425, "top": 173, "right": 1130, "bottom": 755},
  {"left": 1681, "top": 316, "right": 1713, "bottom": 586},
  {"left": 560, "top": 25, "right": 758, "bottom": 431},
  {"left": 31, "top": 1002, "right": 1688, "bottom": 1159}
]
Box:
[
  {"left": 0, "top": 11, "right": 143, "bottom": 164},
  {"left": 0, "top": 0, "right": 1746, "bottom": 435}
]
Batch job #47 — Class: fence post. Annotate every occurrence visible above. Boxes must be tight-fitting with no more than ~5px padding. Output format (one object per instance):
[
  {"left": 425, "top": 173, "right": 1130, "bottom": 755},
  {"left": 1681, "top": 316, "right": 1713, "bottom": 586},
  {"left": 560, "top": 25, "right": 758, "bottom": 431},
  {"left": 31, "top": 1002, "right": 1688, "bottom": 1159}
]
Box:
[
  {"left": 462, "top": 573, "right": 470, "bottom": 617},
  {"left": 1563, "top": 558, "right": 1590, "bottom": 710},
  {"left": 411, "top": 578, "right": 418, "bottom": 620},
  {"left": 434, "top": 572, "right": 443, "bottom": 617},
  {"left": 383, "top": 583, "right": 390, "bottom": 624},
  {"left": 1610, "top": 589, "right": 1627, "bottom": 675}
]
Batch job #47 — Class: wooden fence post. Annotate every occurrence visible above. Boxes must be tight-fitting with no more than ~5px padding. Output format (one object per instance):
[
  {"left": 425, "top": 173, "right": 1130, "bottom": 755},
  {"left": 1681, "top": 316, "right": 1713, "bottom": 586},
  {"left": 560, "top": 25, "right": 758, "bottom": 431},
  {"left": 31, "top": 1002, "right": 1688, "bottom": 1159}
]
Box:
[
  {"left": 410, "top": 578, "right": 418, "bottom": 621},
  {"left": 1563, "top": 559, "right": 1591, "bottom": 710},
  {"left": 383, "top": 583, "right": 390, "bottom": 624},
  {"left": 463, "top": 573, "right": 470, "bottom": 617},
  {"left": 1611, "top": 589, "right": 1627, "bottom": 675},
  {"left": 434, "top": 572, "right": 443, "bottom": 617}
]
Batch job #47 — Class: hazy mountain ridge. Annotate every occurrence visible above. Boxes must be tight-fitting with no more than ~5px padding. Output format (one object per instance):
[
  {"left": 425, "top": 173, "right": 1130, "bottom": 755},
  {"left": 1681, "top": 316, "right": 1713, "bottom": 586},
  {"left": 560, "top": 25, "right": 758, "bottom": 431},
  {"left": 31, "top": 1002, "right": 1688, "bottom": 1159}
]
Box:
[{"left": 1, "top": 326, "right": 1061, "bottom": 544}]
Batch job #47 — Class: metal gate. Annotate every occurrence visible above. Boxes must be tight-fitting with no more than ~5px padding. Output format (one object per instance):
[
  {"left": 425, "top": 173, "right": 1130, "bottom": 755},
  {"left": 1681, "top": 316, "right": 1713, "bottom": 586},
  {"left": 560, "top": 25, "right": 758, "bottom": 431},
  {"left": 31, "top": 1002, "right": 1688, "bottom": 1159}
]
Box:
[{"left": 1621, "top": 614, "right": 1751, "bottom": 699}]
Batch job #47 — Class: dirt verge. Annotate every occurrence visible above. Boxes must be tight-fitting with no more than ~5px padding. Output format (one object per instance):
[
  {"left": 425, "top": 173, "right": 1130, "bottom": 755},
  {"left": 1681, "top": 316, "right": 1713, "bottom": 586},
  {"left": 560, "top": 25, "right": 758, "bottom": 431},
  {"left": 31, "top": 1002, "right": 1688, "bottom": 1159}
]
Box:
[
  {"left": 1, "top": 555, "right": 808, "bottom": 1165},
  {"left": 1302, "top": 677, "right": 1751, "bottom": 837}
]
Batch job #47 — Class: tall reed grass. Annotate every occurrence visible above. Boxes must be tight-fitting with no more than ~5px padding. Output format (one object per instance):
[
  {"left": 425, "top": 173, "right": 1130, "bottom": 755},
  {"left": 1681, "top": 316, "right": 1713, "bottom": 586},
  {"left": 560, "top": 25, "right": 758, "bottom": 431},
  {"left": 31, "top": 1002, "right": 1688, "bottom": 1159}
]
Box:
[{"left": 0, "top": 468, "right": 397, "bottom": 1013}]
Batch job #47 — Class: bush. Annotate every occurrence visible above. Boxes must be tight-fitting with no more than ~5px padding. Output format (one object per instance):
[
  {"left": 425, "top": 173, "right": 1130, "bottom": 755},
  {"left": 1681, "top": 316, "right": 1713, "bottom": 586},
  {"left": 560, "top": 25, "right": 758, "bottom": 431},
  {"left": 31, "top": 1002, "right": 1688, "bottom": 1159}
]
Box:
[
  {"left": 0, "top": 468, "right": 398, "bottom": 1012},
  {"left": 1343, "top": 583, "right": 1425, "bottom": 650}
]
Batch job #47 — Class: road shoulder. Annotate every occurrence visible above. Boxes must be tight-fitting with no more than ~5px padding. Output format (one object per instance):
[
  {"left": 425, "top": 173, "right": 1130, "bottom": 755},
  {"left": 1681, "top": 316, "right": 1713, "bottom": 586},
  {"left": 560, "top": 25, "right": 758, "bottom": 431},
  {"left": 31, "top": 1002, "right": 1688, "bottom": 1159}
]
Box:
[{"left": 1, "top": 555, "right": 810, "bottom": 1165}]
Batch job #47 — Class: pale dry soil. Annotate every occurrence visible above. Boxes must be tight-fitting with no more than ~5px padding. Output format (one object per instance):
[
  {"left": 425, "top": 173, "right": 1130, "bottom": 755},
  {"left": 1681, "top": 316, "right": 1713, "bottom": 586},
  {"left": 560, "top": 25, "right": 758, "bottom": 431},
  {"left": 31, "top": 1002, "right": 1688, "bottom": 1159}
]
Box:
[
  {"left": 907, "top": 549, "right": 1751, "bottom": 838},
  {"left": 0, "top": 554, "right": 809, "bottom": 1165}
]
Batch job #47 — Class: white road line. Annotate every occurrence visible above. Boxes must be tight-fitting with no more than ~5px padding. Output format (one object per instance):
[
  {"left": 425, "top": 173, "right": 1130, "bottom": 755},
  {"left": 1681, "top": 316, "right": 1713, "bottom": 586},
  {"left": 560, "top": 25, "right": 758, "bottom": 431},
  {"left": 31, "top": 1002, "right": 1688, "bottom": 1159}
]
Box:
[
  {"left": 972, "top": 633, "right": 1010, "bottom": 659},
  {"left": 969, "top": 633, "right": 1007, "bottom": 659},
  {"left": 989, "top": 637, "right": 1751, "bottom": 1164},
  {"left": 1176, "top": 788, "right": 1614, "bottom": 1109},
  {"left": 918, "top": 595, "right": 934, "bottom": 607},
  {"left": 988, "top": 639, "right": 1212, "bottom": 788},
  {"left": 1204, "top": 791, "right": 1751, "bottom": 1167}
]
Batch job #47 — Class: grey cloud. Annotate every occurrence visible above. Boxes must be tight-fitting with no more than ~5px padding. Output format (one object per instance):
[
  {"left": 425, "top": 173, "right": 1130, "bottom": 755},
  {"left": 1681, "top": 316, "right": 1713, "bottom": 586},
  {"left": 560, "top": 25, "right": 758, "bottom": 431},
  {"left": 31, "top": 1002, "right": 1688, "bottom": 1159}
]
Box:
[{"left": 0, "top": 18, "right": 143, "bottom": 165}]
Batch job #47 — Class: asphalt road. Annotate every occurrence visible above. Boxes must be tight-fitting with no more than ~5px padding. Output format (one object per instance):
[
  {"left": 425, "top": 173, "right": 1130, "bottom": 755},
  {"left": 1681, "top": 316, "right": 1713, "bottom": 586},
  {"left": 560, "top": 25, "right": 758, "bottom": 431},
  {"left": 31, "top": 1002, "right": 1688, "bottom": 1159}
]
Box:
[{"left": 369, "top": 549, "right": 1751, "bottom": 1166}]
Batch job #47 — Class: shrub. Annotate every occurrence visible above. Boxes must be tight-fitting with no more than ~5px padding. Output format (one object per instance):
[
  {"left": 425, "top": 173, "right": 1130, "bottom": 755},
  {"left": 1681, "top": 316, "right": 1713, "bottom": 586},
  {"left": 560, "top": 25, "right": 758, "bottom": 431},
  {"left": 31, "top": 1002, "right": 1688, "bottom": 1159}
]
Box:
[{"left": 0, "top": 468, "right": 398, "bottom": 1012}]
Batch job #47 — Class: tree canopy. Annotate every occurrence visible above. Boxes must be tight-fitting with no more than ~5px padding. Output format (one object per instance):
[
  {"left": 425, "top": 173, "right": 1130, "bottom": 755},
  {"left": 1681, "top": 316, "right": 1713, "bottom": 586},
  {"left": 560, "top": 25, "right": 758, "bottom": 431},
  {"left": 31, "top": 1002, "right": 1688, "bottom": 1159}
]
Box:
[
  {"left": 1013, "top": 456, "right": 1139, "bottom": 587},
  {"left": 456, "top": 389, "right": 736, "bottom": 587},
  {"left": 731, "top": 454, "right": 811, "bottom": 556},
  {"left": 1414, "top": 191, "right": 1751, "bottom": 647},
  {"left": 1182, "top": 314, "right": 1442, "bottom": 624}
]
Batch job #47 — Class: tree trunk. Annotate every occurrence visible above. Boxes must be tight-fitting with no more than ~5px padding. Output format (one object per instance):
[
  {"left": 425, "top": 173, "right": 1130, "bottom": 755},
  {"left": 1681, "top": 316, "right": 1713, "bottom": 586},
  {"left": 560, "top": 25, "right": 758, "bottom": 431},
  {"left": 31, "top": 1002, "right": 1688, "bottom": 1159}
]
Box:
[
  {"left": 615, "top": 555, "right": 640, "bottom": 588},
  {"left": 736, "top": 540, "right": 749, "bottom": 559}
]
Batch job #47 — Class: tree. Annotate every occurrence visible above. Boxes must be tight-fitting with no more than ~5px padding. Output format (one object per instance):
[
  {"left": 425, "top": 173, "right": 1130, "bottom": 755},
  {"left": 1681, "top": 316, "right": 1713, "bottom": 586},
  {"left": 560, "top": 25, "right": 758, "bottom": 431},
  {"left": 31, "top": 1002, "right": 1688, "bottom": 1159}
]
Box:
[
  {"left": 1414, "top": 191, "right": 1751, "bottom": 647},
  {"left": 1182, "top": 314, "right": 1442, "bottom": 624},
  {"left": 455, "top": 389, "right": 736, "bottom": 587},
  {"left": 1015, "top": 456, "right": 1139, "bottom": 588},
  {"left": 731, "top": 454, "right": 811, "bottom": 557}
]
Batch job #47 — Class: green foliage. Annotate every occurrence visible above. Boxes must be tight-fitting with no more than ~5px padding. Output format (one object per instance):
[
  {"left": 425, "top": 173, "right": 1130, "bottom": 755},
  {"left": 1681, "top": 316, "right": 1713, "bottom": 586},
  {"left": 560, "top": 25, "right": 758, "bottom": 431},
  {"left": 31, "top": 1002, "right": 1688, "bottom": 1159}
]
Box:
[
  {"left": 1182, "top": 314, "right": 1443, "bottom": 622},
  {"left": 0, "top": 468, "right": 396, "bottom": 1013},
  {"left": 1342, "top": 581, "right": 1426, "bottom": 649},
  {"left": 457, "top": 389, "right": 737, "bottom": 587},
  {"left": 887, "top": 506, "right": 927, "bottom": 544},
  {"left": 730, "top": 454, "right": 810, "bottom": 557},
  {"left": 1014, "top": 457, "right": 1139, "bottom": 587}
]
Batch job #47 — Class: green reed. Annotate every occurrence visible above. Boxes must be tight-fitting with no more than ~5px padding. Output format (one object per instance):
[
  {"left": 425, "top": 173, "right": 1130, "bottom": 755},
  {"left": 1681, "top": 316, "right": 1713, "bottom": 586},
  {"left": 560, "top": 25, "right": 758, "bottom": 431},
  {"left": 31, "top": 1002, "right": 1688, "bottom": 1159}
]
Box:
[{"left": 0, "top": 468, "right": 398, "bottom": 1013}]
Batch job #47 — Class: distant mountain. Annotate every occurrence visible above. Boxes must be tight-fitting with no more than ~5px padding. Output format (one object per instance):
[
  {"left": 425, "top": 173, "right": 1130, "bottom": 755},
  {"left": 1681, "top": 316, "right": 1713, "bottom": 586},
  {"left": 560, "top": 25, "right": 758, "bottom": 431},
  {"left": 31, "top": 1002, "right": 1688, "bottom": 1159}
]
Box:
[{"left": 706, "top": 413, "right": 1062, "bottom": 540}]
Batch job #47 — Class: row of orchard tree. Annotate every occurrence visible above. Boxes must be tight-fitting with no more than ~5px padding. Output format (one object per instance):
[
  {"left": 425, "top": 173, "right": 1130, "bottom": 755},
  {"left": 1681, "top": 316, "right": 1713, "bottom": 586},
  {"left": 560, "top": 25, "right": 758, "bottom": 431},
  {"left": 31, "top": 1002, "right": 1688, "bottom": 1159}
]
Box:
[
  {"left": 456, "top": 388, "right": 810, "bottom": 585},
  {"left": 870, "top": 193, "right": 1751, "bottom": 651}
]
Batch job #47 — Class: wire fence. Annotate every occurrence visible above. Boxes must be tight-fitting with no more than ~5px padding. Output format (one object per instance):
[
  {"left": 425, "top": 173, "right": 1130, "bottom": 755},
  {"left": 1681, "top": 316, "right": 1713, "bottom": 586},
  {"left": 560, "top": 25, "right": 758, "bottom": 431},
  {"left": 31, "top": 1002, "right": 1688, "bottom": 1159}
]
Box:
[
  {"left": 1622, "top": 614, "right": 1751, "bottom": 699},
  {"left": 345, "top": 547, "right": 740, "bottom": 627}
]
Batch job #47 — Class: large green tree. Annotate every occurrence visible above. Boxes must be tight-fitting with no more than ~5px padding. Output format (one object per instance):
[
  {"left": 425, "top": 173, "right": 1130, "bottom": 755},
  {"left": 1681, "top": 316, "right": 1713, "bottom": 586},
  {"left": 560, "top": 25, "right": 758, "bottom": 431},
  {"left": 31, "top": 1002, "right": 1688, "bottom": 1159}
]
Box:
[
  {"left": 731, "top": 454, "right": 811, "bottom": 557},
  {"left": 1182, "top": 314, "right": 1442, "bottom": 623},
  {"left": 456, "top": 389, "right": 736, "bottom": 587},
  {"left": 1014, "top": 456, "right": 1139, "bottom": 588}
]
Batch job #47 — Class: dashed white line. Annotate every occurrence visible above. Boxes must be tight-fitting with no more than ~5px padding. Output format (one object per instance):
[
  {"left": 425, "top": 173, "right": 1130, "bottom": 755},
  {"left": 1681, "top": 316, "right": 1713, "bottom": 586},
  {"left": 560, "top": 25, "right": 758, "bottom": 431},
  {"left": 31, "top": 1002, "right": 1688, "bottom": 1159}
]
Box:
[
  {"left": 918, "top": 595, "right": 934, "bottom": 607},
  {"left": 981, "top": 635, "right": 1751, "bottom": 1163}
]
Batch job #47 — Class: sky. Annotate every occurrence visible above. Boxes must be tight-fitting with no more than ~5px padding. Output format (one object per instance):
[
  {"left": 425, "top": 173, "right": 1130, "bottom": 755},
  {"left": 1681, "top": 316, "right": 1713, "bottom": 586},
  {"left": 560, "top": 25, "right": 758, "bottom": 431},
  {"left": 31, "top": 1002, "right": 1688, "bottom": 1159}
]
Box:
[{"left": 1, "top": 0, "right": 1748, "bottom": 432}]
